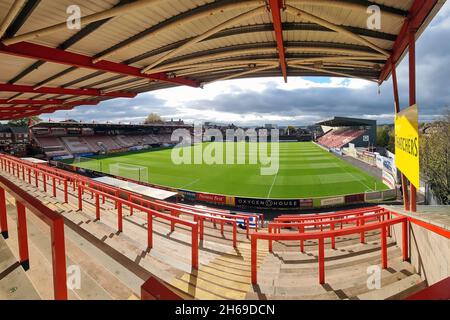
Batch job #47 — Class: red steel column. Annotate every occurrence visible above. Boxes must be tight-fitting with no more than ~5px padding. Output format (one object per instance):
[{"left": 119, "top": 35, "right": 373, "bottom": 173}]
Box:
[
  {"left": 381, "top": 225, "right": 388, "bottom": 269},
  {"left": 192, "top": 223, "right": 199, "bottom": 269},
  {"left": 95, "top": 193, "right": 100, "bottom": 220},
  {"left": 318, "top": 237, "right": 325, "bottom": 284},
  {"left": 51, "top": 219, "right": 68, "bottom": 300},
  {"left": 269, "top": 0, "right": 288, "bottom": 82},
  {"left": 409, "top": 28, "right": 417, "bottom": 212},
  {"left": 0, "top": 188, "right": 8, "bottom": 239},
  {"left": 251, "top": 235, "right": 257, "bottom": 284},
  {"left": 63, "top": 179, "right": 68, "bottom": 203},
  {"left": 147, "top": 213, "right": 153, "bottom": 249},
  {"left": 300, "top": 225, "right": 305, "bottom": 253},
  {"left": 402, "top": 220, "right": 409, "bottom": 261},
  {"left": 52, "top": 177, "right": 56, "bottom": 197},
  {"left": 16, "top": 201, "right": 29, "bottom": 270},
  {"left": 78, "top": 186, "right": 82, "bottom": 211},
  {"left": 268, "top": 226, "right": 273, "bottom": 252},
  {"left": 232, "top": 222, "right": 237, "bottom": 248},
  {"left": 392, "top": 63, "right": 410, "bottom": 211},
  {"left": 118, "top": 202, "right": 123, "bottom": 233}
]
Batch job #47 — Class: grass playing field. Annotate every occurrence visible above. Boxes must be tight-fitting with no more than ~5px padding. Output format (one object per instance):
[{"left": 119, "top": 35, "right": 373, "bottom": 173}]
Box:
[{"left": 69, "top": 142, "right": 387, "bottom": 198}]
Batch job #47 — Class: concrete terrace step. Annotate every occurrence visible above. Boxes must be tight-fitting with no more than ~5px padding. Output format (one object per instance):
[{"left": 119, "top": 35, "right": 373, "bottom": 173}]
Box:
[
  {"left": 356, "top": 274, "right": 426, "bottom": 300},
  {"left": 0, "top": 237, "right": 41, "bottom": 300}
]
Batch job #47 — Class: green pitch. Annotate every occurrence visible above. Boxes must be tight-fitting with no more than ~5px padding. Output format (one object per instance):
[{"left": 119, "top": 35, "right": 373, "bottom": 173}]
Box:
[{"left": 69, "top": 142, "right": 387, "bottom": 198}]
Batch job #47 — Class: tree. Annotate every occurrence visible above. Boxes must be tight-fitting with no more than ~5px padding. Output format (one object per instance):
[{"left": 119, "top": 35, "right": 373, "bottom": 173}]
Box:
[
  {"left": 286, "top": 125, "right": 296, "bottom": 135},
  {"left": 7, "top": 116, "right": 42, "bottom": 127},
  {"left": 376, "top": 125, "right": 390, "bottom": 148},
  {"left": 420, "top": 109, "right": 450, "bottom": 204},
  {"left": 144, "top": 113, "right": 163, "bottom": 124}
]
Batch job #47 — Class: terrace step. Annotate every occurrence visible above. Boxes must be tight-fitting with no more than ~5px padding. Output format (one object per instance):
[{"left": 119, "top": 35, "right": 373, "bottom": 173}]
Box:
[
  {"left": 0, "top": 237, "right": 41, "bottom": 300},
  {"left": 356, "top": 274, "right": 426, "bottom": 300}
]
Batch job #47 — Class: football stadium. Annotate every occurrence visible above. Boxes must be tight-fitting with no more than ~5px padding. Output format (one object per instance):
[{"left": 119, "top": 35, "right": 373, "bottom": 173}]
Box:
[
  {"left": 0, "top": 0, "right": 449, "bottom": 306},
  {"left": 67, "top": 142, "right": 388, "bottom": 198}
]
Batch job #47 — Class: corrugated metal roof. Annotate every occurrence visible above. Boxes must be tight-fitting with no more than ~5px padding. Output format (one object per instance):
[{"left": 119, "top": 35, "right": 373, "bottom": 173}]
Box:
[{"left": 0, "top": 0, "right": 445, "bottom": 119}]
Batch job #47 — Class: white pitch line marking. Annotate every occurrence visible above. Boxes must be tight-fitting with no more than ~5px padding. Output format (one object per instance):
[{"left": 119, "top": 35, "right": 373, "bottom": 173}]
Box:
[
  {"left": 266, "top": 173, "right": 278, "bottom": 199},
  {"left": 180, "top": 178, "right": 200, "bottom": 189}
]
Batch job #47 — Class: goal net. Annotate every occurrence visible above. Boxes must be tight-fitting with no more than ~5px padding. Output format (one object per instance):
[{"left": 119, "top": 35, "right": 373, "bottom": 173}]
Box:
[
  {"left": 72, "top": 156, "right": 103, "bottom": 172},
  {"left": 108, "top": 162, "right": 149, "bottom": 183}
]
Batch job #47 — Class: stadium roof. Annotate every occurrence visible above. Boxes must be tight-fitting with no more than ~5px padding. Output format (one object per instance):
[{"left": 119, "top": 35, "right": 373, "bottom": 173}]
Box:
[
  {"left": 316, "top": 116, "right": 376, "bottom": 127},
  {"left": 0, "top": 0, "right": 446, "bottom": 119},
  {"left": 30, "top": 121, "right": 191, "bottom": 129}
]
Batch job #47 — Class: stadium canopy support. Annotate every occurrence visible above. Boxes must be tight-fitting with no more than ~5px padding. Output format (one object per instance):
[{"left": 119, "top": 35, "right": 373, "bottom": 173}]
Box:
[
  {"left": 268, "top": 0, "right": 288, "bottom": 82},
  {"left": 388, "top": 0, "right": 430, "bottom": 213},
  {"left": 409, "top": 27, "right": 417, "bottom": 213}
]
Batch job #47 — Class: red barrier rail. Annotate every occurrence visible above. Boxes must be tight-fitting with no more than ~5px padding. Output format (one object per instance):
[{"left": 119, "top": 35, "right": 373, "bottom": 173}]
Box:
[
  {"left": 128, "top": 194, "right": 238, "bottom": 247},
  {"left": 278, "top": 205, "right": 381, "bottom": 219},
  {"left": 78, "top": 184, "right": 200, "bottom": 268},
  {"left": 74, "top": 177, "right": 238, "bottom": 246},
  {"left": 1, "top": 155, "right": 201, "bottom": 269},
  {"left": 268, "top": 210, "right": 392, "bottom": 252},
  {"left": 275, "top": 207, "right": 385, "bottom": 223},
  {"left": 2, "top": 156, "right": 262, "bottom": 239},
  {"left": 1, "top": 156, "right": 69, "bottom": 203},
  {"left": 0, "top": 174, "right": 67, "bottom": 300},
  {"left": 162, "top": 200, "right": 264, "bottom": 230},
  {"left": 251, "top": 215, "right": 408, "bottom": 285}
]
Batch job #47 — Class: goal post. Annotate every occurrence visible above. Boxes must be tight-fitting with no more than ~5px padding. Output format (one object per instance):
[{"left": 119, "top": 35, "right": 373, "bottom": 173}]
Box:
[{"left": 108, "top": 162, "right": 149, "bottom": 183}]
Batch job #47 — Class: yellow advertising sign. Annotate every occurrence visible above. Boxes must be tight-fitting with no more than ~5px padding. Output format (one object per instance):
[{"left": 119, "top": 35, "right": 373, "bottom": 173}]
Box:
[{"left": 395, "top": 104, "right": 420, "bottom": 188}]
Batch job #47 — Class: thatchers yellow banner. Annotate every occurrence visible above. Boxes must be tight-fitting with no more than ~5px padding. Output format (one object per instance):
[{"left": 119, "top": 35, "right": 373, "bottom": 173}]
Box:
[{"left": 395, "top": 104, "right": 420, "bottom": 188}]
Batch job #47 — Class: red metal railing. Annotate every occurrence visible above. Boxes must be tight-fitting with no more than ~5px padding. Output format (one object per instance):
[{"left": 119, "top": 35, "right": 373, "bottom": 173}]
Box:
[
  {"left": 251, "top": 215, "right": 408, "bottom": 285},
  {"left": 78, "top": 184, "right": 199, "bottom": 268},
  {"left": 160, "top": 200, "right": 264, "bottom": 230},
  {"left": 275, "top": 206, "right": 385, "bottom": 223},
  {"left": 1, "top": 156, "right": 69, "bottom": 203},
  {"left": 1, "top": 155, "right": 200, "bottom": 268},
  {"left": 267, "top": 210, "right": 392, "bottom": 252},
  {"left": 128, "top": 194, "right": 238, "bottom": 246},
  {"left": 2, "top": 155, "right": 247, "bottom": 248},
  {"left": 0, "top": 173, "right": 67, "bottom": 300}
]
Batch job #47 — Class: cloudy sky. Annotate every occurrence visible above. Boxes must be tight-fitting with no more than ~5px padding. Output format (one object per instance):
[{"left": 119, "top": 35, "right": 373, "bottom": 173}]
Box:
[{"left": 46, "top": 2, "right": 450, "bottom": 127}]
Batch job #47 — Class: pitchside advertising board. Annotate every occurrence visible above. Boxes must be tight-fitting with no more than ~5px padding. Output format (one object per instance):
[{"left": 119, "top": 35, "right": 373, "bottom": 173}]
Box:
[{"left": 395, "top": 104, "right": 420, "bottom": 188}]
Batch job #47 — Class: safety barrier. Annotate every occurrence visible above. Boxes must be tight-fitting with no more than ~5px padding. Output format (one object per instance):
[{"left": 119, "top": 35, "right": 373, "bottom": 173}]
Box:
[
  {"left": 0, "top": 155, "right": 201, "bottom": 269},
  {"left": 267, "top": 210, "right": 392, "bottom": 252},
  {"left": 1, "top": 156, "right": 69, "bottom": 203},
  {"left": 251, "top": 214, "right": 408, "bottom": 285},
  {"left": 156, "top": 200, "right": 264, "bottom": 232},
  {"left": 0, "top": 174, "right": 68, "bottom": 300},
  {"left": 274, "top": 206, "right": 385, "bottom": 223},
  {"left": 1, "top": 155, "right": 242, "bottom": 247},
  {"left": 78, "top": 184, "right": 200, "bottom": 268},
  {"left": 128, "top": 194, "right": 238, "bottom": 247}
]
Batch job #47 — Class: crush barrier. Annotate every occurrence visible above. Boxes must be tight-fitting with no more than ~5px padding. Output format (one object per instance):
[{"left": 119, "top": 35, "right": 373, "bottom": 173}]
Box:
[
  {"left": 268, "top": 210, "right": 392, "bottom": 252},
  {"left": 251, "top": 215, "right": 408, "bottom": 285},
  {"left": 0, "top": 173, "right": 68, "bottom": 300},
  {"left": 77, "top": 184, "right": 199, "bottom": 268}
]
